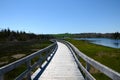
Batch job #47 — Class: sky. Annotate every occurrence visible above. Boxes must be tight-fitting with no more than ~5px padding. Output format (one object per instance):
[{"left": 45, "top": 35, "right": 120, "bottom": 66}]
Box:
[{"left": 0, "top": 0, "right": 120, "bottom": 34}]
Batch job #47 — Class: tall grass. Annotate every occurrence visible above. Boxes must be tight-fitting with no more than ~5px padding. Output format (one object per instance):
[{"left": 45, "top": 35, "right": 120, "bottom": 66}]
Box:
[
  {"left": 0, "top": 40, "right": 52, "bottom": 67},
  {"left": 0, "top": 40, "right": 52, "bottom": 80}
]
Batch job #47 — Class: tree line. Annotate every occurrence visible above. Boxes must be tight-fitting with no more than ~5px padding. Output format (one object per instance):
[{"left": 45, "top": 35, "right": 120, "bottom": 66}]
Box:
[
  {"left": 0, "top": 28, "right": 54, "bottom": 41},
  {"left": 73, "top": 32, "right": 120, "bottom": 39},
  {"left": 54, "top": 32, "right": 120, "bottom": 39}
]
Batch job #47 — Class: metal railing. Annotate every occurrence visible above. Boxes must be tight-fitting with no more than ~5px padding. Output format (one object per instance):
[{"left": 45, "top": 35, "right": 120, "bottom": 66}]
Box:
[
  {"left": 59, "top": 40, "right": 120, "bottom": 80},
  {"left": 0, "top": 41, "right": 58, "bottom": 80}
]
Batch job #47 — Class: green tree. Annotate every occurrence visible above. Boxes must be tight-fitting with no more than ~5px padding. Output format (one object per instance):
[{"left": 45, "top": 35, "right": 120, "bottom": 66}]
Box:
[{"left": 113, "top": 32, "right": 120, "bottom": 39}]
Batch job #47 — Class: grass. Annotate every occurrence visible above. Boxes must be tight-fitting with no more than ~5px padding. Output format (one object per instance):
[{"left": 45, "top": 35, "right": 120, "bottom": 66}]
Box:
[
  {"left": 0, "top": 40, "right": 52, "bottom": 67},
  {"left": 0, "top": 40, "right": 52, "bottom": 80},
  {"left": 66, "top": 39, "right": 120, "bottom": 80}
]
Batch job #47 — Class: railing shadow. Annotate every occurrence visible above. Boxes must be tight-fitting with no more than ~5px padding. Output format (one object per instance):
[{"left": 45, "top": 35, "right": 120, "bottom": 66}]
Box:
[
  {"left": 33, "top": 45, "right": 57, "bottom": 80},
  {"left": 0, "top": 41, "right": 58, "bottom": 80}
]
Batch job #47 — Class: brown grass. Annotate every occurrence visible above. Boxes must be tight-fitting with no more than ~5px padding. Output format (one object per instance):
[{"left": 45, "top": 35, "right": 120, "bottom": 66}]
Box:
[{"left": 12, "top": 54, "right": 26, "bottom": 59}]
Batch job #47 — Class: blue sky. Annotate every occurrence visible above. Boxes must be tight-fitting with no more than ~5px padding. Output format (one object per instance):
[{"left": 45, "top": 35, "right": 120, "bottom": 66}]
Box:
[{"left": 0, "top": 0, "right": 120, "bottom": 34}]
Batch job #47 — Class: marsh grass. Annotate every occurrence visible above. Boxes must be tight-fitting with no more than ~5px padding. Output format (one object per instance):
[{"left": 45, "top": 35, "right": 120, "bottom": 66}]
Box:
[
  {"left": 4, "top": 63, "right": 27, "bottom": 80},
  {"left": 0, "top": 40, "right": 51, "bottom": 66},
  {"left": 0, "top": 40, "right": 52, "bottom": 80},
  {"left": 67, "top": 39, "right": 120, "bottom": 80}
]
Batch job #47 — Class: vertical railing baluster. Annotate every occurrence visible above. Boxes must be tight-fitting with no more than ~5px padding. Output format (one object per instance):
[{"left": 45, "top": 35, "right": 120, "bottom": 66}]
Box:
[
  {"left": 46, "top": 49, "right": 51, "bottom": 61},
  {"left": 86, "top": 62, "right": 90, "bottom": 72},
  {"left": 85, "top": 62, "right": 91, "bottom": 80},
  {"left": 26, "top": 60, "right": 31, "bottom": 80},
  {"left": 46, "top": 50, "right": 49, "bottom": 61},
  {"left": 39, "top": 55, "right": 43, "bottom": 69}
]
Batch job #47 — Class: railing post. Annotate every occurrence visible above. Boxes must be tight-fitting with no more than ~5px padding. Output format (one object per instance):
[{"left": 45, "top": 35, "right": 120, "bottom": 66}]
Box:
[
  {"left": 39, "top": 56, "right": 43, "bottom": 69},
  {"left": 46, "top": 49, "right": 50, "bottom": 61},
  {"left": 86, "top": 62, "right": 90, "bottom": 72},
  {"left": 26, "top": 60, "right": 31, "bottom": 80},
  {"left": 85, "top": 62, "right": 90, "bottom": 80},
  {"left": 0, "top": 74, "right": 4, "bottom": 80}
]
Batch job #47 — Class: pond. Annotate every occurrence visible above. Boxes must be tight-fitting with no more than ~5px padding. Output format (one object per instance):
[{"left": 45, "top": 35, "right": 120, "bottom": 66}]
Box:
[{"left": 75, "top": 38, "right": 120, "bottom": 48}]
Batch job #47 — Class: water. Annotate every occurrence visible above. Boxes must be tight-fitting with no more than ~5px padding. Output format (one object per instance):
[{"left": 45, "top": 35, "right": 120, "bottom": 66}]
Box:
[{"left": 75, "top": 38, "right": 120, "bottom": 48}]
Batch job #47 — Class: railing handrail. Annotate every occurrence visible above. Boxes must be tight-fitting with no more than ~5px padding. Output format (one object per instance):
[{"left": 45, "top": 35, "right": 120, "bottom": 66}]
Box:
[
  {"left": 0, "top": 41, "right": 57, "bottom": 80},
  {"left": 59, "top": 40, "right": 120, "bottom": 80},
  {"left": 65, "top": 42, "right": 96, "bottom": 80}
]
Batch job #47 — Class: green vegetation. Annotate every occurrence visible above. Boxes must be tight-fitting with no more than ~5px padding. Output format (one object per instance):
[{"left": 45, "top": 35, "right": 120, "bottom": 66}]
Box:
[
  {"left": 53, "top": 32, "right": 120, "bottom": 39},
  {"left": 0, "top": 28, "right": 54, "bottom": 66},
  {"left": 0, "top": 29, "right": 54, "bottom": 80},
  {"left": 113, "top": 32, "right": 120, "bottom": 39},
  {"left": 67, "top": 39, "right": 120, "bottom": 80},
  {"left": 0, "top": 40, "right": 52, "bottom": 80},
  {"left": 0, "top": 28, "right": 54, "bottom": 41},
  {"left": 0, "top": 40, "right": 52, "bottom": 67},
  {"left": 53, "top": 33, "right": 73, "bottom": 39}
]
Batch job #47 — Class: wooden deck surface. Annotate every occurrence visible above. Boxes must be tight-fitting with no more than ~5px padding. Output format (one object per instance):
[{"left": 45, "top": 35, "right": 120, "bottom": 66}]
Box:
[{"left": 32, "top": 42, "right": 84, "bottom": 80}]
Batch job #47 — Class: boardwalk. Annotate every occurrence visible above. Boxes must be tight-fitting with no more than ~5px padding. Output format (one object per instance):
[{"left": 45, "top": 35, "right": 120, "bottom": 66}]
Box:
[
  {"left": 32, "top": 42, "right": 84, "bottom": 80},
  {"left": 1, "top": 41, "right": 120, "bottom": 80}
]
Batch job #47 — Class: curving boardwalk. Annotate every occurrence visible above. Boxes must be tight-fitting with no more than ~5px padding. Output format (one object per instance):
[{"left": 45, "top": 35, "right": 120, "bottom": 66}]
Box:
[
  {"left": 32, "top": 42, "right": 84, "bottom": 80},
  {"left": 1, "top": 41, "right": 120, "bottom": 80}
]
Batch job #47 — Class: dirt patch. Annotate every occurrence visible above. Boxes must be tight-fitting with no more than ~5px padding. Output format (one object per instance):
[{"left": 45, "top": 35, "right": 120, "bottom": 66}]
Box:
[
  {"left": 0, "top": 61, "right": 8, "bottom": 65},
  {"left": 12, "top": 54, "right": 26, "bottom": 59},
  {"left": 110, "top": 53, "right": 117, "bottom": 57},
  {"left": 0, "top": 56, "right": 9, "bottom": 66},
  {"left": 31, "top": 49, "right": 40, "bottom": 52},
  {"left": 97, "top": 52, "right": 117, "bottom": 58},
  {"left": 90, "top": 67, "right": 100, "bottom": 74},
  {"left": 96, "top": 51, "right": 108, "bottom": 57}
]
